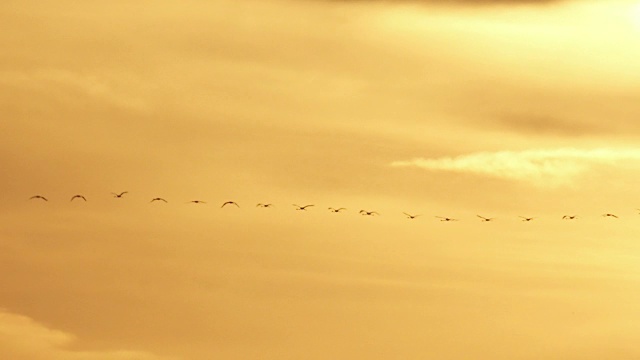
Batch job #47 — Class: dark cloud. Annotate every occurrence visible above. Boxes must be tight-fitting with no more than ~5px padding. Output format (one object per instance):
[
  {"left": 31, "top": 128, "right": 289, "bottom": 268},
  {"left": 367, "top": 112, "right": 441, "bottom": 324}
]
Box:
[{"left": 497, "top": 113, "right": 606, "bottom": 137}]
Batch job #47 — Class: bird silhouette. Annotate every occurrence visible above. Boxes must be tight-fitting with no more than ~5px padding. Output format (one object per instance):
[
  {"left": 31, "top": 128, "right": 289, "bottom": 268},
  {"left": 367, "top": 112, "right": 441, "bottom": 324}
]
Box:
[
  {"left": 602, "top": 213, "right": 618, "bottom": 218},
  {"left": 70, "top": 195, "right": 87, "bottom": 202},
  {"left": 360, "top": 210, "right": 379, "bottom": 216},
  {"left": 403, "top": 212, "right": 420, "bottom": 219},
  {"left": 519, "top": 216, "right": 535, "bottom": 222},
  {"left": 150, "top": 197, "right": 167, "bottom": 203},
  {"left": 477, "top": 215, "right": 494, "bottom": 222},
  {"left": 188, "top": 200, "right": 206, "bottom": 204},
  {"left": 256, "top": 203, "right": 273, "bottom": 208},
  {"left": 222, "top": 201, "right": 240, "bottom": 208},
  {"left": 328, "top": 207, "right": 346, "bottom": 213},
  {"left": 29, "top": 195, "right": 48, "bottom": 201},
  {"left": 562, "top": 215, "right": 577, "bottom": 220},
  {"left": 111, "top": 191, "right": 128, "bottom": 198},
  {"left": 293, "top": 204, "right": 314, "bottom": 210},
  {"left": 436, "top": 216, "right": 458, "bottom": 222}
]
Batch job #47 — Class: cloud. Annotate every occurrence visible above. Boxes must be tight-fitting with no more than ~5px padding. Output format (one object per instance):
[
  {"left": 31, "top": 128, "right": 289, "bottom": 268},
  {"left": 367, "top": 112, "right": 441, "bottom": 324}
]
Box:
[
  {"left": 494, "top": 113, "right": 607, "bottom": 137},
  {"left": 0, "top": 69, "right": 149, "bottom": 112},
  {"left": 320, "top": 0, "right": 561, "bottom": 5},
  {"left": 391, "top": 148, "right": 640, "bottom": 187},
  {"left": 0, "top": 309, "right": 169, "bottom": 360}
]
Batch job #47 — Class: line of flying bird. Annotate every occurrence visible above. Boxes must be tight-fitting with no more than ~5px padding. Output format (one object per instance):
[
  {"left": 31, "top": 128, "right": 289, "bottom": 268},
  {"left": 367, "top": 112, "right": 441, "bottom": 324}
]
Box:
[{"left": 26, "top": 193, "right": 632, "bottom": 221}]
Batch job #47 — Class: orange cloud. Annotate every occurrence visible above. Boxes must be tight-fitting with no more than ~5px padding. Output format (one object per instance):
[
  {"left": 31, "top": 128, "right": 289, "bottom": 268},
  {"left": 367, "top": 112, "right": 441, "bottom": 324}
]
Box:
[
  {"left": 0, "top": 309, "right": 171, "bottom": 360},
  {"left": 391, "top": 148, "right": 640, "bottom": 187}
]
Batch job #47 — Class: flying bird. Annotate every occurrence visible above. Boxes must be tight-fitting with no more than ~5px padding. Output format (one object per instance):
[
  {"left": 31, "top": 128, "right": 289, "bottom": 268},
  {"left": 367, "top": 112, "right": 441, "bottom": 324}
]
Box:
[
  {"left": 602, "top": 213, "right": 618, "bottom": 218},
  {"left": 188, "top": 200, "right": 206, "bottom": 204},
  {"left": 562, "top": 215, "right": 577, "bottom": 220},
  {"left": 293, "top": 204, "right": 314, "bottom": 210},
  {"left": 150, "top": 197, "right": 167, "bottom": 203},
  {"left": 360, "top": 210, "right": 379, "bottom": 216},
  {"left": 111, "top": 191, "right": 128, "bottom": 198},
  {"left": 328, "top": 207, "right": 346, "bottom": 213},
  {"left": 436, "top": 216, "right": 458, "bottom": 222},
  {"left": 256, "top": 203, "right": 273, "bottom": 208},
  {"left": 70, "top": 195, "right": 87, "bottom": 202},
  {"left": 29, "top": 195, "right": 48, "bottom": 201},
  {"left": 222, "top": 201, "right": 240, "bottom": 208},
  {"left": 403, "top": 212, "right": 420, "bottom": 219},
  {"left": 477, "top": 215, "right": 494, "bottom": 222},
  {"left": 519, "top": 216, "right": 535, "bottom": 222}
]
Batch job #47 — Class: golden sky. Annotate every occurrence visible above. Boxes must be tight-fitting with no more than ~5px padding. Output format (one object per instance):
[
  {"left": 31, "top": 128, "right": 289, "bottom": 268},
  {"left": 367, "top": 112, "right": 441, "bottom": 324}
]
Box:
[{"left": 2, "top": 0, "right": 640, "bottom": 359}]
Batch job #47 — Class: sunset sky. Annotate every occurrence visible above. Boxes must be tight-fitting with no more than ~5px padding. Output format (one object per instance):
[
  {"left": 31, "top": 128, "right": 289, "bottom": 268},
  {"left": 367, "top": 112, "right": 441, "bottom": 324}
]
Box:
[{"left": 2, "top": 0, "right": 640, "bottom": 359}]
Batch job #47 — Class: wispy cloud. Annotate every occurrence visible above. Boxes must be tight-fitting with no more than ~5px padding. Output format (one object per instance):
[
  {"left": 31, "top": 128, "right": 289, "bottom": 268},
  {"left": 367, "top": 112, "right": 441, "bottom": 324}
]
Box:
[
  {"left": 319, "top": 0, "right": 562, "bottom": 5},
  {"left": 0, "top": 309, "right": 170, "bottom": 360},
  {"left": 0, "top": 69, "right": 149, "bottom": 112},
  {"left": 391, "top": 148, "right": 640, "bottom": 187}
]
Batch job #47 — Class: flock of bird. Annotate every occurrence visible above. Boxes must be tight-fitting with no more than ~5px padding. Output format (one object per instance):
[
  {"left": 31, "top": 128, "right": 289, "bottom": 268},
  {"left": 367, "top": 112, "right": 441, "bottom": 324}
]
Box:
[{"left": 26, "top": 192, "right": 633, "bottom": 222}]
